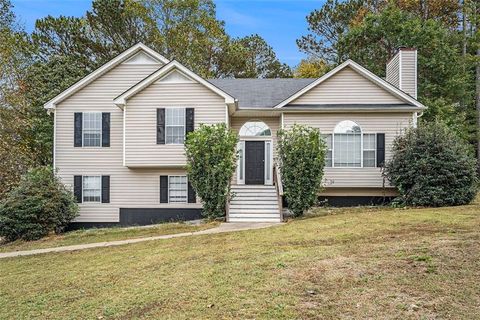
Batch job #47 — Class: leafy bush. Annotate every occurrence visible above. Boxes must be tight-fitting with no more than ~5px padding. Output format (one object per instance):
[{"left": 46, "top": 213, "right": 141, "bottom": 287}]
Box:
[
  {"left": 185, "top": 123, "right": 238, "bottom": 219},
  {"left": 385, "top": 122, "right": 478, "bottom": 207},
  {"left": 277, "top": 124, "right": 326, "bottom": 217},
  {"left": 0, "top": 166, "right": 79, "bottom": 241}
]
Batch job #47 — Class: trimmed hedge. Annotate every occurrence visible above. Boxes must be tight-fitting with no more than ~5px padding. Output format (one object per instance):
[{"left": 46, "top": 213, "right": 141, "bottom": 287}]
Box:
[
  {"left": 0, "top": 166, "right": 78, "bottom": 241},
  {"left": 385, "top": 122, "right": 478, "bottom": 207}
]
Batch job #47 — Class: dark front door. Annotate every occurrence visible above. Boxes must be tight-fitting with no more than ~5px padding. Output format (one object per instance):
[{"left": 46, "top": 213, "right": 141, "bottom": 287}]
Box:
[{"left": 245, "top": 141, "right": 265, "bottom": 185}]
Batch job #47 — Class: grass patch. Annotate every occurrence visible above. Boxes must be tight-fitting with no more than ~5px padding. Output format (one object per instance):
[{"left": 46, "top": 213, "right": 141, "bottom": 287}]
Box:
[
  {"left": 0, "top": 221, "right": 218, "bottom": 253},
  {"left": 1, "top": 204, "right": 479, "bottom": 319}
]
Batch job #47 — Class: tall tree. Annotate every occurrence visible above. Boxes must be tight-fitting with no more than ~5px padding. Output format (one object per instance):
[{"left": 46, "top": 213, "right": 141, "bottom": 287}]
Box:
[
  {"left": 294, "top": 58, "right": 330, "bottom": 78},
  {"left": 0, "top": 0, "right": 35, "bottom": 198},
  {"left": 297, "top": 0, "right": 374, "bottom": 64},
  {"left": 229, "top": 34, "right": 292, "bottom": 78}
]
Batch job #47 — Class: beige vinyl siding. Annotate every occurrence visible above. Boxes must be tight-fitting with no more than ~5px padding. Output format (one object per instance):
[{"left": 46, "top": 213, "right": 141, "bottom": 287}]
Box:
[
  {"left": 291, "top": 66, "right": 404, "bottom": 105},
  {"left": 400, "top": 50, "right": 417, "bottom": 98},
  {"left": 59, "top": 169, "right": 200, "bottom": 223},
  {"left": 230, "top": 116, "right": 280, "bottom": 158},
  {"left": 386, "top": 54, "right": 400, "bottom": 88},
  {"left": 283, "top": 113, "right": 412, "bottom": 188},
  {"left": 124, "top": 81, "right": 227, "bottom": 167},
  {"left": 56, "top": 60, "right": 200, "bottom": 223}
]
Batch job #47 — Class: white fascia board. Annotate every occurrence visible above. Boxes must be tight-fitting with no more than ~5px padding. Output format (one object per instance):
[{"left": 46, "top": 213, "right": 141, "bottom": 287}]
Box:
[
  {"left": 113, "top": 60, "right": 236, "bottom": 107},
  {"left": 274, "top": 59, "right": 426, "bottom": 110},
  {"left": 43, "top": 43, "right": 169, "bottom": 110}
]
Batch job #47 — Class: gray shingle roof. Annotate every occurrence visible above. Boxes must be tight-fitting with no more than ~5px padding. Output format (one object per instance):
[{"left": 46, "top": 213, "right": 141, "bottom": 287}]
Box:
[{"left": 208, "top": 78, "right": 316, "bottom": 109}]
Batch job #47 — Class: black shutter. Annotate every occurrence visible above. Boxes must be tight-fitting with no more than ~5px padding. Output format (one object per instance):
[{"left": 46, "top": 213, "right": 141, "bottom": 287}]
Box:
[
  {"left": 187, "top": 180, "right": 196, "bottom": 203},
  {"left": 101, "top": 176, "right": 110, "bottom": 203},
  {"left": 376, "top": 133, "right": 385, "bottom": 167},
  {"left": 74, "top": 113, "right": 83, "bottom": 147},
  {"left": 186, "top": 108, "right": 195, "bottom": 138},
  {"left": 102, "top": 113, "right": 110, "bottom": 147},
  {"left": 157, "top": 108, "right": 165, "bottom": 144},
  {"left": 74, "top": 175, "right": 82, "bottom": 203},
  {"left": 160, "top": 175, "right": 168, "bottom": 203}
]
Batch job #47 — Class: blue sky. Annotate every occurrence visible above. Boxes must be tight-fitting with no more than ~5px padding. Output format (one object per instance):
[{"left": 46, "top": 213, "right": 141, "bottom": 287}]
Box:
[{"left": 11, "top": 0, "right": 324, "bottom": 66}]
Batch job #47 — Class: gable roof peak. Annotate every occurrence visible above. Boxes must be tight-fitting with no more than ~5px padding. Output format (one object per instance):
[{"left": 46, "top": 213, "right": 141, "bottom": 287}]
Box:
[
  {"left": 113, "top": 59, "right": 236, "bottom": 108},
  {"left": 44, "top": 43, "right": 169, "bottom": 110},
  {"left": 273, "top": 58, "right": 426, "bottom": 109}
]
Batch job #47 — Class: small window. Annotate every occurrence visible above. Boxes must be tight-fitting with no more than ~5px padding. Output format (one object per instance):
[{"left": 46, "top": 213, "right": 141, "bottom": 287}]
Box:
[
  {"left": 239, "top": 121, "right": 271, "bottom": 136},
  {"left": 169, "top": 176, "right": 187, "bottom": 203},
  {"left": 321, "top": 134, "right": 333, "bottom": 167},
  {"left": 83, "top": 112, "right": 102, "bottom": 147},
  {"left": 166, "top": 108, "right": 186, "bottom": 144},
  {"left": 363, "top": 134, "right": 376, "bottom": 167},
  {"left": 83, "top": 176, "right": 101, "bottom": 202}
]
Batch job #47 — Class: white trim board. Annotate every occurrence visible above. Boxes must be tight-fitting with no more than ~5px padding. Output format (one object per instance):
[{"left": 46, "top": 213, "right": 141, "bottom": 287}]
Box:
[
  {"left": 44, "top": 43, "right": 169, "bottom": 110},
  {"left": 273, "top": 59, "right": 426, "bottom": 110}
]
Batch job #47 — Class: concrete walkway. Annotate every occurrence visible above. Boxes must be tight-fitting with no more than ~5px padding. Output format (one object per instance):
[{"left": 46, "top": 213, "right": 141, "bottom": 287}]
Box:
[{"left": 0, "top": 222, "right": 281, "bottom": 259}]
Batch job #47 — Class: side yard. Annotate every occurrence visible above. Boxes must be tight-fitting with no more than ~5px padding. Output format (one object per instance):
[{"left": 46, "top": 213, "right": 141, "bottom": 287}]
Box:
[{"left": 1, "top": 204, "right": 479, "bottom": 319}]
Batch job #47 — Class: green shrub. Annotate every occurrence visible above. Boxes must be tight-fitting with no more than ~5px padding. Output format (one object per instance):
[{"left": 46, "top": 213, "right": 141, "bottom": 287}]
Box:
[
  {"left": 385, "top": 122, "right": 478, "bottom": 207},
  {"left": 0, "top": 166, "right": 79, "bottom": 241},
  {"left": 185, "top": 123, "right": 238, "bottom": 219},
  {"left": 277, "top": 124, "right": 326, "bottom": 217}
]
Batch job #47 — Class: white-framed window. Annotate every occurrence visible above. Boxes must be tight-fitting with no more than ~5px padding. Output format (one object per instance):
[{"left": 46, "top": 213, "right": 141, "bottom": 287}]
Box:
[
  {"left": 334, "top": 120, "right": 362, "bottom": 167},
  {"left": 83, "top": 112, "right": 102, "bottom": 147},
  {"left": 239, "top": 121, "right": 272, "bottom": 136},
  {"left": 168, "top": 176, "right": 187, "bottom": 203},
  {"left": 363, "top": 133, "right": 376, "bottom": 167},
  {"left": 321, "top": 134, "right": 333, "bottom": 167},
  {"left": 166, "top": 108, "right": 186, "bottom": 144},
  {"left": 83, "top": 176, "right": 101, "bottom": 202}
]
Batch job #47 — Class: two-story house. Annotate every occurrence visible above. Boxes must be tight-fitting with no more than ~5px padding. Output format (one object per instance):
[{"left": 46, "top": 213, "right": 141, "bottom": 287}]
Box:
[{"left": 44, "top": 43, "right": 425, "bottom": 227}]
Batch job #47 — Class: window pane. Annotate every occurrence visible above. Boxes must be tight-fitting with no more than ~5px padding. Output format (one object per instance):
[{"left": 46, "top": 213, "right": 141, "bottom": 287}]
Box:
[
  {"left": 239, "top": 121, "right": 271, "bottom": 136},
  {"left": 321, "top": 134, "right": 333, "bottom": 167},
  {"left": 363, "top": 150, "right": 376, "bottom": 167},
  {"left": 326, "top": 150, "right": 332, "bottom": 167},
  {"left": 169, "top": 176, "right": 187, "bottom": 203},
  {"left": 334, "top": 133, "right": 361, "bottom": 167},
  {"left": 83, "top": 112, "right": 101, "bottom": 147},
  {"left": 363, "top": 134, "right": 376, "bottom": 150},
  {"left": 83, "top": 176, "right": 101, "bottom": 202},
  {"left": 165, "top": 108, "right": 185, "bottom": 144}
]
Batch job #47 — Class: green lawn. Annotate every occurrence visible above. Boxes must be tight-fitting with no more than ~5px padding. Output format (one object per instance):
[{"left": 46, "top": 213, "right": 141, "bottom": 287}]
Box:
[
  {"left": 1, "top": 203, "right": 479, "bottom": 319},
  {"left": 0, "top": 222, "right": 218, "bottom": 253}
]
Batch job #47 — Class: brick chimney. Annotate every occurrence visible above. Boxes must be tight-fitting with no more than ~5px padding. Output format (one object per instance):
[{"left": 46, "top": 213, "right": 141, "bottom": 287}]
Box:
[{"left": 386, "top": 47, "right": 417, "bottom": 99}]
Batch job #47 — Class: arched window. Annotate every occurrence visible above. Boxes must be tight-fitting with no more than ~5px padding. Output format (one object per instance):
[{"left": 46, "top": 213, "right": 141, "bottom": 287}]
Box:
[
  {"left": 334, "top": 120, "right": 362, "bottom": 167},
  {"left": 239, "top": 121, "right": 271, "bottom": 137}
]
